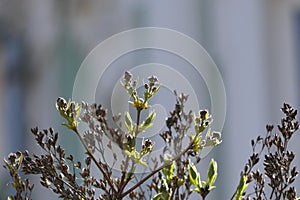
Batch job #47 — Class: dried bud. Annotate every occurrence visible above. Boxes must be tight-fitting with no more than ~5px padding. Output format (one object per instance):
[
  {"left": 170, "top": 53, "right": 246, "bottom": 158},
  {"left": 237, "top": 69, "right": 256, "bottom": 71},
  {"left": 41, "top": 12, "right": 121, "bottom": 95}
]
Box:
[
  {"left": 142, "top": 139, "right": 153, "bottom": 153},
  {"left": 266, "top": 125, "right": 274, "bottom": 132},
  {"left": 124, "top": 71, "right": 132, "bottom": 82},
  {"left": 56, "top": 97, "right": 67, "bottom": 109},
  {"left": 212, "top": 131, "right": 221, "bottom": 140},
  {"left": 148, "top": 75, "right": 158, "bottom": 83},
  {"left": 126, "top": 134, "right": 136, "bottom": 151},
  {"left": 144, "top": 83, "right": 149, "bottom": 90},
  {"left": 70, "top": 101, "right": 76, "bottom": 111},
  {"left": 178, "top": 93, "right": 189, "bottom": 103},
  {"left": 8, "top": 153, "right": 17, "bottom": 163},
  {"left": 199, "top": 110, "right": 208, "bottom": 120}
]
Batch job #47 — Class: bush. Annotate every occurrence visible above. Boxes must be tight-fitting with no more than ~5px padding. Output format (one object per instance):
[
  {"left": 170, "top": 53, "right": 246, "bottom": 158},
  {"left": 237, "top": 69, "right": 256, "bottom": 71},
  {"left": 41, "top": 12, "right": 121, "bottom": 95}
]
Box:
[{"left": 3, "top": 72, "right": 299, "bottom": 200}]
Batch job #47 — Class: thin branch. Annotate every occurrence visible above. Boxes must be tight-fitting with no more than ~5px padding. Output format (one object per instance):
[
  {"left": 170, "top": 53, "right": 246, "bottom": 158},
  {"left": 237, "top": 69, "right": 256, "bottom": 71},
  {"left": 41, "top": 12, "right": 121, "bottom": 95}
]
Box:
[
  {"left": 135, "top": 109, "right": 141, "bottom": 136},
  {"left": 121, "top": 144, "right": 192, "bottom": 198},
  {"left": 119, "top": 108, "right": 142, "bottom": 196},
  {"left": 73, "top": 128, "right": 117, "bottom": 194}
]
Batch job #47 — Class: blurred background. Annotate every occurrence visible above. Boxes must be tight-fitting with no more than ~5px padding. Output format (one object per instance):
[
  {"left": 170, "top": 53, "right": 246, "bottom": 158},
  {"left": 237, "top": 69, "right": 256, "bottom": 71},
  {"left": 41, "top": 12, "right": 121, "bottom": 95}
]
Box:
[{"left": 1, "top": 0, "right": 300, "bottom": 199}]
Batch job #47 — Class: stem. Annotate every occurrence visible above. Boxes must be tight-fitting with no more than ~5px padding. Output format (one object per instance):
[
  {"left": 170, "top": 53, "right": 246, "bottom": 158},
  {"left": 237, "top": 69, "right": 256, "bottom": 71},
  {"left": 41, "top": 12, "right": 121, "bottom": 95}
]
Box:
[
  {"left": 121, "top": 163, "right": 165, "bottom": 198},
  {"left": 230, "top": 192, "right": 236, "bottom": 200},
  {"left": 170, "top": 187, "right": 178, "bottom": 200},
  {"left": 135, "top": 109, "right": 141, "bottom": 136},
  {"left": 270, "top": 188, "right": 275, "bottom": 199},
  {"left": 120, "top": 163, "right": 135, "bottom": 193},
  {"left": 119, "top": 157, "right": 130, "bottom": 192},
  {"left": 121, "top": 144, "right": 192, "bottom": 198},
  {"left": 73, "top": 128, "right": 116, "bottom": 194},
  {"left": 118, "top": 108, "right": 142, "bottom": 197}
]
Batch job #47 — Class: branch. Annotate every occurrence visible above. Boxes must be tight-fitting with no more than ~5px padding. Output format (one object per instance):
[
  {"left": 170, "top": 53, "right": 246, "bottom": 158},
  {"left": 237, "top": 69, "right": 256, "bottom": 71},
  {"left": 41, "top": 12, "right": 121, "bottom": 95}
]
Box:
[
  {"left": 135, "top": 109, "right": 141, "bottom": 136},
  {"left": 73, "top": 128, "right": 117, "bottom": 194},
  {"left": 121, "top": 144, "right": 192, "bottom": 198}
]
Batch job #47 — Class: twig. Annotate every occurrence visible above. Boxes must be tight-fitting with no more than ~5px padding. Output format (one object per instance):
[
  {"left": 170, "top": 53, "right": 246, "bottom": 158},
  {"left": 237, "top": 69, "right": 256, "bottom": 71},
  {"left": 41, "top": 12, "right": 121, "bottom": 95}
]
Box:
[
  {"left": 73, "top": 128, "right": 117, "bottom": 194},
  {"left": 121, "top": 144, "right": 192, "bottom": 198}
]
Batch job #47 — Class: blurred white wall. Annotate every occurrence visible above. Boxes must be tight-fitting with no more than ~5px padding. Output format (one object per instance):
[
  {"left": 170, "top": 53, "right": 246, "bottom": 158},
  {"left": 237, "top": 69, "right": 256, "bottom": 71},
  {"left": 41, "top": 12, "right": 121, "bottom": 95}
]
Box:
[{"left": 207, "top": 0, "right": 269, "bottom": 198}]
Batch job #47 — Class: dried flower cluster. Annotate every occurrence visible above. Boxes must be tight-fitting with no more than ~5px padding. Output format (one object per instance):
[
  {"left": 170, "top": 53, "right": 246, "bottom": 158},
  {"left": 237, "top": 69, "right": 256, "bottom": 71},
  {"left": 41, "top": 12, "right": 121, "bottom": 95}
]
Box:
[{"left": 232, "top": 103, "right": 299, "bottom": 200}]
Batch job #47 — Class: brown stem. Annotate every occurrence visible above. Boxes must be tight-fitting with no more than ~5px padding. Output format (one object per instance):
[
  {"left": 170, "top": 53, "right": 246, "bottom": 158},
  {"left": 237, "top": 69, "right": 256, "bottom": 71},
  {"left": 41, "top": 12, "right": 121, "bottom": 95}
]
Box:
[
  {"left": 73, "top": 128, "right": 116, "bottom": 194},
  {"left": 170, "top": 187, "right": 178, "bottom": 200},
  {"left": 119, "top": 157, "right": 130, "bottom": 192},
  {"left": 135, "top": 109, "right": 141, "bottom": 136},
  {"left": 120, "top": 163, "right": 135, "bottom": 193},
  {"left": 121, "top": 144, "right": 192, "bottom": 198}
]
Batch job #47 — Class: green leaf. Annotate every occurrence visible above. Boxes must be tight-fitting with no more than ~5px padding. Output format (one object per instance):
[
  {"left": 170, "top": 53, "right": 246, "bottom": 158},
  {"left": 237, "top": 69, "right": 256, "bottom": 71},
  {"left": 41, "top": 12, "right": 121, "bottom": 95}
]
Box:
[
  {"left": 125, "top": 112, "right": 134, "bottom": 132},
  {"left": 152, "top": 191, "right": 169, "bottom": 200},
  {"left": 206, "top": 159, "right": 217, "bottom": 189},
  {"left": 188, "top": 163, "right": 201, "bottom": 187},
  {"left": 75, "top": 104, "right": 81, "bottom": 119},
  {"left": 169, "top": 161, "right": 175, "bottom": 174},
  {"left": 235, "top": 173, "right": 249, "bottom": 200},
  {"left": 152, "top": 193, "right": 162, "bottom": 200},
  {"left": 139, "top": 111, "right": 156, "bottom": 132},
  {"left": 152, "top": 178, "right": 171, "bottom": 200},
  {"left": 125, "top": 149, "right": 148, "bottom": 166},
  {"left": 205, "top": 128, "right": 211, "bottom": 138},
  {"left": 162, "top": 161, "right": 175, "bottom": 179},
  {"left": 56, "top": 98, "right": 81, "bottom": 131},
  {"left": 191, "top": 135, "right": 202, "bottom": 154}
]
